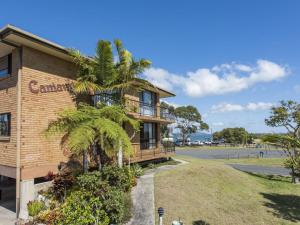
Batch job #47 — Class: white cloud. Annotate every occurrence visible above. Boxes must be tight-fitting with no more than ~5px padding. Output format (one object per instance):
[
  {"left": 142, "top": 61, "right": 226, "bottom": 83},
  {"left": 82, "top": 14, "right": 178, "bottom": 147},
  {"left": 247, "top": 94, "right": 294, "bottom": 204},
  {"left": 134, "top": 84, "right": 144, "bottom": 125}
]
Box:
[
  {"left": 160, "top": 100, "right": 180, "bottom": 108},
  {"left": 246, "top": 102, "right": 274, "bottom": 111},
  {"left": 211, "top": 103, "right": 244, "bottom": 113},
  {"left": 211, "top": 102, "right": 274, "bottom": 113},
  {"left": 212, "top": 122, "right": 224, "bottom": 126},
  {"left": 143, "top": 60, "right": 289, "bottom": 97}
]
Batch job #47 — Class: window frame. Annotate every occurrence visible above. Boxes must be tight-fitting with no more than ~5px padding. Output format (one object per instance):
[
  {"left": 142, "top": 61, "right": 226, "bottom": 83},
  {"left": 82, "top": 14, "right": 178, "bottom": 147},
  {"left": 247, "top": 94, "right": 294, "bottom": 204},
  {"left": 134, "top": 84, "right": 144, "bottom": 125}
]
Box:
[
  {"left": 0, "top": 54, "right": 12, "bottom": 79},
  {"left": 0, "top": 112, "right": 11, "bottom": 137},
  {"left": 140, "top": 122, "right": 157, "bottom": 150}
]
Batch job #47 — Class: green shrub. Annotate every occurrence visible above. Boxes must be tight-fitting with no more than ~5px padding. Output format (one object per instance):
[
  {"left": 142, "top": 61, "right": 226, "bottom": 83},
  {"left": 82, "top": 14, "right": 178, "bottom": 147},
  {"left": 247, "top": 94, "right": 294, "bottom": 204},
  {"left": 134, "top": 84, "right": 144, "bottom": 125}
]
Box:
[
  {"left": 60, "top": 191, "right": 110, "bottom": 225},
  {"left": 131, "top": 163, "right": 144, "bottom": 177},
  {"left": 76, "top": 170, "right": 132, "bottom": 223},
  {"left": 122, "top": 192, "right": 133, "bottom": 223},
  {"left": 76, "top": 171, "right": 102, "bottom": 193},
  {"left": 27, "top": 200, "right": 46, "bottom": 217},
  {"left": 101, "top": 164, "right": 132, "bottom": 192},
  {"left": 102, "top": 187, "right": 125, "bottom": 224},
  {"left": 148, "top": 163, "right": 156, "bottom": 169}
]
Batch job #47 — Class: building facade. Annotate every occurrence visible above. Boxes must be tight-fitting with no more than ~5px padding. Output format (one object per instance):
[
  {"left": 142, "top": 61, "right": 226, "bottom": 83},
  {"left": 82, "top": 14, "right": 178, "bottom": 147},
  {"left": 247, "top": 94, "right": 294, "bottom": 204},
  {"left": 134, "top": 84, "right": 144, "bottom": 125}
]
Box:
[{"left": 0, "top": 25, "right": 175, "bottom": 218}]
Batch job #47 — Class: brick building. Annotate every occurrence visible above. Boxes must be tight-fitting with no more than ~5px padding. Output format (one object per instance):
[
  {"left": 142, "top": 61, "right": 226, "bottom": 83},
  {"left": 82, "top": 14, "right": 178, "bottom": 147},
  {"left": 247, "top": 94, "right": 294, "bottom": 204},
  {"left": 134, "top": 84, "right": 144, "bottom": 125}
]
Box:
[{"left": 0, "top": 25, "right": 175, "bottom": 219}]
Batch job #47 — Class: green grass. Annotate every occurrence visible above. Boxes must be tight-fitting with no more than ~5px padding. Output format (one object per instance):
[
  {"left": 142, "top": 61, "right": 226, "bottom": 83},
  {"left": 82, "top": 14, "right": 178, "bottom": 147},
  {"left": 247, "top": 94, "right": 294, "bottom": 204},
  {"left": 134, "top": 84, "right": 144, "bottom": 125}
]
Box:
[
  {"left": 154, "top": 156, "right": 300, "bottom": 225},
  {"left": 219, "top": 157, "right": 286, "bottom": 167}
]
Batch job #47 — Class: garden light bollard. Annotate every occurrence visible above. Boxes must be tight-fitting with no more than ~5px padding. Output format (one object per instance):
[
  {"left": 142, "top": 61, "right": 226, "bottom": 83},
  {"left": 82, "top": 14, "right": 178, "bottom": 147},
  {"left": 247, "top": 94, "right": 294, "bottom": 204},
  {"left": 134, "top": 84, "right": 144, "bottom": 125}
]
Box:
[{"left": 158, "top": 207, "right": 164, "bottom": 225}]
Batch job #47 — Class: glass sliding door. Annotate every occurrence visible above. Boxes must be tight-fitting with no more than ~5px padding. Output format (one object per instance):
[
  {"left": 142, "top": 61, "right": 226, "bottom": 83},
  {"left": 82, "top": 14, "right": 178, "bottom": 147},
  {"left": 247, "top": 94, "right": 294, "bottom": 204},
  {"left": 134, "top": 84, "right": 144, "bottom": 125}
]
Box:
[
  {"left": 140, "top": 122, "right": 157, "bottom": 150},
  {"left": 139, "top": 91, "right": 156, "bottom": 117}
]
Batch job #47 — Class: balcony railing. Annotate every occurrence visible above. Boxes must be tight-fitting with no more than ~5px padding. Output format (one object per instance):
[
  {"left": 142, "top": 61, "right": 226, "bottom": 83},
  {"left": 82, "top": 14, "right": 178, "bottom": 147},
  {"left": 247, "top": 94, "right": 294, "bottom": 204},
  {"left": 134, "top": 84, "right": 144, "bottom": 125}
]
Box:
[{"left": 93, "top": 94, "right": 175, "bottom": 121}]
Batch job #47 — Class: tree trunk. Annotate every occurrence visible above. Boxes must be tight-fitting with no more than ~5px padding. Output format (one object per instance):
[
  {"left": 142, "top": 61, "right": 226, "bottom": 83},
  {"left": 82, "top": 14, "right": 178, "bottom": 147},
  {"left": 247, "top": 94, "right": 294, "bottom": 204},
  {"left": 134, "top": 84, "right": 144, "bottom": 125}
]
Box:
[
  {"left": 118, "top": 140, "right": 123, "bottom": 168},
  {"left": 97, "top": 154, "right": 102, "bottom": 172},
  {"left": 291, "top": 167, "right": 297, "bottom": 183},
  {"left": 83, "top": 151, "right": 89, "bottom": 173},
  {"left": 92, "top": 143, "right": 102, "bottom": 172}
]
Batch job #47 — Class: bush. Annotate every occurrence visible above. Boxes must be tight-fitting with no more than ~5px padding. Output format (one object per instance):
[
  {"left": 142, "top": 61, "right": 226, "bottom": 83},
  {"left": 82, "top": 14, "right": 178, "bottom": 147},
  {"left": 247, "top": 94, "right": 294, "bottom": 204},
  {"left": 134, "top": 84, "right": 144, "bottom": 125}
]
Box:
[
  {"left": 122, "top": 192, "right": 133, "bottom": 223},
  {"left": 59, "top": 191, "right": 110, "bottom": 225},
  {"left": 130, "top": 163, "right": 144, "bottom": 177},
  {"left": 102, "top": 187, "right": 125, "bottom": 224},
  {"left": 101, "top": 164, "right": 132, "bottom": 192},
  {"left": 52, "top": 170, "right": 75, "bottom": 202},
  {"left": 27, "top": 200, "right": 46, "bottom": 217},
  {"left": 76, "top": 171, "right": 102, "bottom": 193},
  {"left": 37, "top": 208, "right": 62, "bottom": 225}
]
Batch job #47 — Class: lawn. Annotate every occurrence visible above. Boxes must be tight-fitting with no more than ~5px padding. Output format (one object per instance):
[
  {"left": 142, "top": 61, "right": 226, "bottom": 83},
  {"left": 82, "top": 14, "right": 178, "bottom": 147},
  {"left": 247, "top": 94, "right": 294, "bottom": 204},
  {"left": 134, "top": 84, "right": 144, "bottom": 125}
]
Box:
[{"left": 154, "top": 156, "right": 300, "bottom": 225}]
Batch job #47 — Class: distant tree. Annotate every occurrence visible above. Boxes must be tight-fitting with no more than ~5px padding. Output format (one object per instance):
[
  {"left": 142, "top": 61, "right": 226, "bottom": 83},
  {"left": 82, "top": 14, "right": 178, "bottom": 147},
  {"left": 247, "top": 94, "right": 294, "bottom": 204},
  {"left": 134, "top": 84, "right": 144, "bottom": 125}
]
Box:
[
  {"left": 264, "top": 100, "right": 300, "bottom": 183},
  {"left": 160, "top": 102, "right": 175, "bottom": 138},
  {"left": 174, "top": 105, "right": 209, "bottom": 144},
  {"left": 213, "top": 127, "right": 252, "bottom": 145}
]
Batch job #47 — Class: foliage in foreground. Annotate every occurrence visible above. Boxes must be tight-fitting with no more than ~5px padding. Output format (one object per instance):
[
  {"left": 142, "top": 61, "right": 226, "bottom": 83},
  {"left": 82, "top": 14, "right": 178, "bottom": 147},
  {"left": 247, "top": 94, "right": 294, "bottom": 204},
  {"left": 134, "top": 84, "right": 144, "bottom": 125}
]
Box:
[
  {"left": 31, "top": 164, "right": 138, "bottom": 225},
  {"left": 45, "top": 103, "right": 139, "bottom": 171}
]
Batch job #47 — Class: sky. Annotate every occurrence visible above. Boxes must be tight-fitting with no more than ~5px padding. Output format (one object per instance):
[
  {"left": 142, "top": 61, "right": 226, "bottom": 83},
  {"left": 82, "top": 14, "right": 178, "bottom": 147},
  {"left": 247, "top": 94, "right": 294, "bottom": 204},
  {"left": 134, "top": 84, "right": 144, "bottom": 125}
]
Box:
[{"left": 1, "top": 0, "right": 299, "bottom": 133}]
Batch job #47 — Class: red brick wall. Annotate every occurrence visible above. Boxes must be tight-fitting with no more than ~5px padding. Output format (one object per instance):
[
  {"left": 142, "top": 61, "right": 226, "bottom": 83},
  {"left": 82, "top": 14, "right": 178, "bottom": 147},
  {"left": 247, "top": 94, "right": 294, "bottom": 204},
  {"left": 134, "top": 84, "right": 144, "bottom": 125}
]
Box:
[
  {"left": 0, "top": 49, "right": 20, "bottom": 168},
  {"left": 20, "top": 47, "right": 77, "bottom": 179}
]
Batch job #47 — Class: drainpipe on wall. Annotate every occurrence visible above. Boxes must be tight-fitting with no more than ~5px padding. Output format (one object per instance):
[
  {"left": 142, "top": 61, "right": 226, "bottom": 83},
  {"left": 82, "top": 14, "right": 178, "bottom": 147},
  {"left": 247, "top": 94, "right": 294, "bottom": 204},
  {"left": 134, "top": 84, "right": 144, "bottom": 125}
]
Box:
[{"left": 16, "top": 46, "right": 23, "bottom": 218}]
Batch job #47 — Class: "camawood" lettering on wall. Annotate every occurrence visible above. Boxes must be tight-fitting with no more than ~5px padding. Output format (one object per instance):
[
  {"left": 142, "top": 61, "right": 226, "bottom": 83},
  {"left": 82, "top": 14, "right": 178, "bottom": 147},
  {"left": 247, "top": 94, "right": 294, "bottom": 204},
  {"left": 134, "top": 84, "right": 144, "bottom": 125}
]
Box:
[{"left": 28, "top": 80, "right": 74, "bottom": 94}]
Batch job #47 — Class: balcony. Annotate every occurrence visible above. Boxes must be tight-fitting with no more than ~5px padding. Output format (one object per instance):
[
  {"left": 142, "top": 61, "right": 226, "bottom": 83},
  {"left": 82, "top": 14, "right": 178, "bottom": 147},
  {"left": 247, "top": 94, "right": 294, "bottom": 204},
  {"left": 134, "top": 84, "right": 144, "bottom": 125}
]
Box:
[
  {"left": 124, "top": 98, "right": 175, "bottom": 122},
  {"left": 92, "top": 94, "right": 175, "bottom": 122}
]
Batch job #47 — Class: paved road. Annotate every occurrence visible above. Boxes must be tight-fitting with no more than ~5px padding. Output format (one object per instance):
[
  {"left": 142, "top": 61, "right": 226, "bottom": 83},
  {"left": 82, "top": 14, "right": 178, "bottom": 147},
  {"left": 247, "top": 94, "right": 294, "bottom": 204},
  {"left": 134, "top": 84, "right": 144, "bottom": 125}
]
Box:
[
  {"left": 176, "top": 149, "right": 290, "bottom": 176},
  {"left": 176, "top": 149, "right": 285, "bottom": 159},
  {"left": 229, "top": 164, "right": 291, "bottom": 176}
]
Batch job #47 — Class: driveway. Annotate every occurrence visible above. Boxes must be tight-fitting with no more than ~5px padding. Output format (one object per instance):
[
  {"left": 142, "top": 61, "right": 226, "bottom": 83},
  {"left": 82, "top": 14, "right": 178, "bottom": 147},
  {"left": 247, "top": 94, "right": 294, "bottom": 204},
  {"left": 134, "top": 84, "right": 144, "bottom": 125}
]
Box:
[{"left": 176, "top": 149, "right": 285, "bottom": 159}]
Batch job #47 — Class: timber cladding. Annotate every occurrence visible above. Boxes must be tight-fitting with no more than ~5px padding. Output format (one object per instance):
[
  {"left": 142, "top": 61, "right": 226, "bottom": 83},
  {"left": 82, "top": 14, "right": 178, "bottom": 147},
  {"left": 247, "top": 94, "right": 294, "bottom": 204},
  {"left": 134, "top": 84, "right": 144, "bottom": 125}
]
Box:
[{"left": 20, "top": 47, "right": 77, "bottom": 180}]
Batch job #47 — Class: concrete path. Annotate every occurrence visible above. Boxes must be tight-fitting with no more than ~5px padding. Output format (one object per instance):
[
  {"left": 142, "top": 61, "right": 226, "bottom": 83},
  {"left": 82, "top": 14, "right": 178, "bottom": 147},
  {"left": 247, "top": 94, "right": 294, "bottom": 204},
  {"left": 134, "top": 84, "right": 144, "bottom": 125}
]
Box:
[
  {"left": 126, "top": 159, "right": 188, "bottom": 225},
  {"left": 0, "top": 206, "right": 16, "bottom": 225},
  {"left": 229, "top": 164, "right": 291, "bottom": 176},
  {"left": 176, "top": 149, "right": 285, "bottom": 159}
]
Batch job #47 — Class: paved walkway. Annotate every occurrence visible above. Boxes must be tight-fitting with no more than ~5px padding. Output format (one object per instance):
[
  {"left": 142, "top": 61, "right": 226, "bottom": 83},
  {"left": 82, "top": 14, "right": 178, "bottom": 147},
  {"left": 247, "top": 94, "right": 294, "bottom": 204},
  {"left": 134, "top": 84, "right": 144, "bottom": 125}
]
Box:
[
  {"left": 229, "top": 164, "right": 291, "bottom": 176},
  {"left": 0, "top": 206, "right": 16, "bottom": 225},
  {"left": 126, "top": 159, "right": 188, "bottom": 225}
]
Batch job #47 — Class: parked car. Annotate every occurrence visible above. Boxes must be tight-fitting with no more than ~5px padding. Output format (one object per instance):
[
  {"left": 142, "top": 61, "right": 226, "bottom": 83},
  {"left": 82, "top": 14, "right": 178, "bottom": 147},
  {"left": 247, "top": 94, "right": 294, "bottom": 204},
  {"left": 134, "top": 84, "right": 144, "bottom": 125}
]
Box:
[
  {"left": 211, "top": 141, "right": 220, "bottom": 146},
  {"left": 204, "top": 141, "right": 212, "bottom": 145},
  {"left": 191, "top": 140, "right": 204, "bottom": 146},
  {"left": 175, "top": 140, "right": 183, "bottom": 146}
]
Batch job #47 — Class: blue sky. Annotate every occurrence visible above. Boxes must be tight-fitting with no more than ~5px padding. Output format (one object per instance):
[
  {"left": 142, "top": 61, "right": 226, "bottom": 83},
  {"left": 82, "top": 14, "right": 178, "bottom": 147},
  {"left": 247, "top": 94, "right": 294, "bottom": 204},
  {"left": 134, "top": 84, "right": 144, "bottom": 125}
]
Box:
[{"left": 1, "top": 0, "right": 299, "bottom": 133}]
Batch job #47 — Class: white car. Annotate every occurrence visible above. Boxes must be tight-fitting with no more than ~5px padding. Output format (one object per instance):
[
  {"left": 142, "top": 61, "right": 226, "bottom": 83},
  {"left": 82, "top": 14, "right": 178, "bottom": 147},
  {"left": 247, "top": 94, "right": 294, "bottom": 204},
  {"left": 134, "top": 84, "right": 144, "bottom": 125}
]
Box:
[{"left": 191, "top": 140, "right": 204, "bottom": 146}]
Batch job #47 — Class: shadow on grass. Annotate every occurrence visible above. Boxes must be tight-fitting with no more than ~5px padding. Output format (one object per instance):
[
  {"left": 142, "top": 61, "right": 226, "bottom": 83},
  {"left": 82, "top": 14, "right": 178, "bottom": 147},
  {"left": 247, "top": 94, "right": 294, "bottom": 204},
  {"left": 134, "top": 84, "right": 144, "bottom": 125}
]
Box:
[
  {"left": 193, "top": 220, "right": 211, "bottom": 225},
  {"left": 245, "top": 172, "right": 291, "bottom": 183},
  {"left": 261, "top": 193, "right": 300, "bottom": 223}
]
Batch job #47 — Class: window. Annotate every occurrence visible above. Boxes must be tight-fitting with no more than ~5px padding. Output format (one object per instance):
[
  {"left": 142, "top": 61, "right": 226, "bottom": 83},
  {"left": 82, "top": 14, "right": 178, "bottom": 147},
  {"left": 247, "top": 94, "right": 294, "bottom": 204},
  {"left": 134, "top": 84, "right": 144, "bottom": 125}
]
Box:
[
  {"left": 0, "top": 113, "right": 11, "bottom": 136},
  {"left": 139, "top": 91, "right": 156, "bottom": 116},
  {"left": 0, "top": 54, "right": 12, "bottom": 78},
  {"left": 140, "top": 122, "right": 157, "bottom": 150}
]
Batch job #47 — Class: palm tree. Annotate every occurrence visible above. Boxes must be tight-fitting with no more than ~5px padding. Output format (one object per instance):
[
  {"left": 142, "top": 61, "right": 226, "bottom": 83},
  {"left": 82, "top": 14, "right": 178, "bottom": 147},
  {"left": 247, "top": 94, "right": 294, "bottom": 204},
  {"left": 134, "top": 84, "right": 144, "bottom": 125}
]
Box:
[
  {"left": 69, "top": 39, "right": 154, "bottom": 166},
  {"left": 45, "top": 103, "right": 139, "bottom": 172},
  {"left": 69, "top": 39, "right": 154, "bottom": 97}
]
